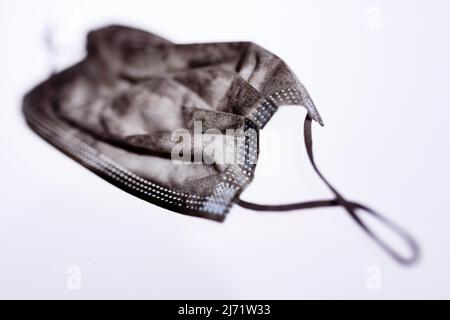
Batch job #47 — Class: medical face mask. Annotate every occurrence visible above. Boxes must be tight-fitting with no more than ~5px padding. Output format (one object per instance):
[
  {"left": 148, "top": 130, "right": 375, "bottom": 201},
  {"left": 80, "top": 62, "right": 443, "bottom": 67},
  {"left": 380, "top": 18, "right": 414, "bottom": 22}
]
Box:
[{"left": 23, "top": 25, "right": 419, "bottom": 265}]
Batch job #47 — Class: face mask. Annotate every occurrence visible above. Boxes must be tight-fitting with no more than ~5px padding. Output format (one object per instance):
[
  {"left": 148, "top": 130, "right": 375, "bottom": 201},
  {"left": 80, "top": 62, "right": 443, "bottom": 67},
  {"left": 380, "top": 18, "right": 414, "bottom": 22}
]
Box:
[{"left": 23, "top": 25, "right": 419, "bottom": 265}]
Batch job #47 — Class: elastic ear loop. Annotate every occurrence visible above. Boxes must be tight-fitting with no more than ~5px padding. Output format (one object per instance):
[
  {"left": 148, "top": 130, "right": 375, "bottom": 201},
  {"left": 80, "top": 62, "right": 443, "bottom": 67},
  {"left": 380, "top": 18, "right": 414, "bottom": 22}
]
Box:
[{"left": 237, "top": 115, "right": 420, "bottom": 265}]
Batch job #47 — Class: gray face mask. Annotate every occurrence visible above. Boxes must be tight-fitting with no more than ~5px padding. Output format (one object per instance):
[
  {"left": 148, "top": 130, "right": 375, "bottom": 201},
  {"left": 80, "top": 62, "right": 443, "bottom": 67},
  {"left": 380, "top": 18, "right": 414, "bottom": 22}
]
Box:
[{"left": 23, "top": 25, "right": 419, "bottom": 265}]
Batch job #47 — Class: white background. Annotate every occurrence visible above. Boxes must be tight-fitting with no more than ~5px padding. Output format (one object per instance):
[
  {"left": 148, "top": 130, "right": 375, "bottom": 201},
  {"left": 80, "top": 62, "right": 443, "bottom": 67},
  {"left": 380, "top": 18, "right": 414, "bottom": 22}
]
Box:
[{"left": 0, "top": 0, "right": 449, "bottom": 299}]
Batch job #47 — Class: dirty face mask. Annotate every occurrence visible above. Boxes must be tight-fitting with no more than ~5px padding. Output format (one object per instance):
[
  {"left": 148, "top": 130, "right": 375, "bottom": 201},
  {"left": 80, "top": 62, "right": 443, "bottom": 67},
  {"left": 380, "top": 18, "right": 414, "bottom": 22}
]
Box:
[{"left": 23, "top": 25, "right": 419, "bottom": 265}]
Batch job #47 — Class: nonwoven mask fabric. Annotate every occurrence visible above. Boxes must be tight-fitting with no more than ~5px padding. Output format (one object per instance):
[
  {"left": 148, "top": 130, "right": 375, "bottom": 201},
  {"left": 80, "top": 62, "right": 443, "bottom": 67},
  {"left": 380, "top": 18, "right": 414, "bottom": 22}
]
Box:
[{"left": 23, "top": 25, "right": 419, "bottom": 265}]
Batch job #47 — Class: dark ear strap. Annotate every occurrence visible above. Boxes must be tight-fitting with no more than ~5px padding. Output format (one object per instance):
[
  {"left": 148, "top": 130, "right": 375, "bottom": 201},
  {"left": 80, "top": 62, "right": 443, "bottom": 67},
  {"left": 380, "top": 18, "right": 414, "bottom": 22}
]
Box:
[{"left": 238, "top": 115, "right": 420, "bottom": 265}]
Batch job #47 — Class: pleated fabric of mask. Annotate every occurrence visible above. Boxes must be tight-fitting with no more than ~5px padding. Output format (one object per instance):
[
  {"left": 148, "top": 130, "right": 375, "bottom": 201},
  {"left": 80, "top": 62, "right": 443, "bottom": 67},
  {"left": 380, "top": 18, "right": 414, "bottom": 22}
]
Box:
[{"left": 23, "top": 25, "right": 419, "bottom": 265}]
